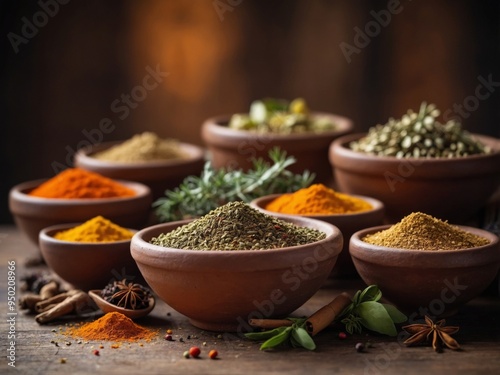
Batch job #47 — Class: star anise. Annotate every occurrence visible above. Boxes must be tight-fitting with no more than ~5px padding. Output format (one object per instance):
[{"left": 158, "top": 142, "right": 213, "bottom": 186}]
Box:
[
  {"left": 101, "top": 279, "right": 151, "bottom": 310},
  {"left": 402, "top": 315, "right": 460, "bottom": 352}
]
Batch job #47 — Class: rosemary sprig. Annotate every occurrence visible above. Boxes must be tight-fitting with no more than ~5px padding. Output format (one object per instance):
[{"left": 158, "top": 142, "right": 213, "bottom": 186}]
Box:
[{"left": 153, "top": 148, "right": 315, "bottom": 222}]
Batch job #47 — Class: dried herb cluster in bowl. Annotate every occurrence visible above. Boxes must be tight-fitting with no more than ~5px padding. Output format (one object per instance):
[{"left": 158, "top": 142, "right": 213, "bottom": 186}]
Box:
[
  {"left": 150, "top": 201, "right": 326, "bottom": 251},
  {"left": 350, "top": 102, "right": 491, "bottom": 158}
]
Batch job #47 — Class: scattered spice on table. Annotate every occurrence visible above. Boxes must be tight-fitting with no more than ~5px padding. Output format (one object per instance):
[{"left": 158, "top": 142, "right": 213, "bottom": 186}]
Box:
[
  {"left": 28, "top": 168, "right": 135, "bottom": 198},
  {"left": 228, "top": 97, "right": 336, "bottom": 134},
  {"left": 100, "top": 279, "right": 152, "bottom": 310},
  {"left": 350, "top": 101, "right": 491, "bottom": 158},
  {"left": 362, "top": 212, "right": 490, "bottom": 250},
  {"left": 64, "top": 312, "right": 158, "bottom": 342},
  {"left": 150, "top": 201, "right": 326, "bottom": 250},
  {"left": 53, "top": 216, "right": 134, "bottom": 242},
  {"left": 92, "top": 132, "right": 188, "bottom": 162},
  {"left": 265, "top": 183, "right": 372, "bottom": 215}
]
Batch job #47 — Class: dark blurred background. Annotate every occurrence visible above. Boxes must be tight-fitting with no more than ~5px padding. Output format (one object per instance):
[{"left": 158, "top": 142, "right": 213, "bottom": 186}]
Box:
[{"left": 1, "top": 0, "right": 499, "bottom": 224}]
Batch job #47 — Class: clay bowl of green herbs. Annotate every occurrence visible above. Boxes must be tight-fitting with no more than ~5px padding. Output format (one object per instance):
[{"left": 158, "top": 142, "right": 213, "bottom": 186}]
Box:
[
  {"left": 349, "top": 223, "right": 500, "bottom": 317},
  {"left": 131, "top": 205, "right": 343, "bottom": 332},
  {"left": 201, "top": 98, "right": 353, "bottom": 185},
  {"left": 328, "top": 102, "right": 500, "bottom": 224}
]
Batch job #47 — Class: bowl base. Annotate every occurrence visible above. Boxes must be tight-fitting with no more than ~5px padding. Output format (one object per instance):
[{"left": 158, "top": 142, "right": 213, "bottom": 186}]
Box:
[{"left": 189, "top": 318, "right": 241, "bottom": 332}]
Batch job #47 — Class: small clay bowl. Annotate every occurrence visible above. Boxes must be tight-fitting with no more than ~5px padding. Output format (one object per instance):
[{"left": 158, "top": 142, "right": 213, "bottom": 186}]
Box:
[
  {"left": 9, "top": 179, "right": 152, "bottom": 246},
  {"left": 349, "top": 224, "right": 500, "bottom": 317},
  {"left": 74, "top": 141, "right": 206, "bottom": 200},
  {"left": 250, "top": 194, "right": 385, "bottom": 278},
  {"left": 88, "top": 290, "right": 155, "bottom": 319},
  {"left": 131, "top": 216, "right": 343, "bottom": 332},
  {"left": 39, "top": 223, "right": 141, "bottom": 291},
  {"left": 201, "top": 112, "right": 353, "bottom": 185},
  {"left": 329, "top": 133, "right": 500, "bottom": 223}
]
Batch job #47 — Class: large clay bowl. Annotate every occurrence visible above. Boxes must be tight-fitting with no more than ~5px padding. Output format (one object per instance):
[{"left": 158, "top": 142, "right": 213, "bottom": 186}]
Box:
[
  {"left": 329, "top": 133, "right": 500, "bottom": 223},
  {"left": 9, "top": 179, "right": 152, "bottom": 245},
  {"left": 74, "top": 141, "right": 206, "bottom": 200},
  {"left": 131, "top": 216, "right": 343, "bottom": 332},
  {"left": 39, "top": 224, "right": 141, "bottom": 291},
  {"left": 350, "top": 225, "right": 500, "bottom": 316},
  {"left": 250, "top": 194, "right": 385, "bottom": 278},
  {"left": 201, "top": 112, "right": 353, "bottom": 185}
]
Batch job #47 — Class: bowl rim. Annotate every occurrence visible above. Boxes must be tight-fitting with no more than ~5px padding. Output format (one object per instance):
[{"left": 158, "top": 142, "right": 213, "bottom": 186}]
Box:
[
  {"left": 74, "top": 140, "right": 206, "bottom": 168},
  {"left": 331, "top": 132, "right": 500, "bottom": 163},
  {"left": 39, "top": 222, "right": 136, "bottom": 245},
  {"left": 9, "top": 178, "right": 152, "bottom": 204},
  {"left": 250, "top": 193, "right": 385, "bottom": 219},
  {"left": 350, "top": 224, "right": 500, "bottom": 267},
  {"left": 131, "top": 216, "right": 343, "bottom": 270},
  {"left": 202, "top": 111, "right": 354, "bottom": 141}
]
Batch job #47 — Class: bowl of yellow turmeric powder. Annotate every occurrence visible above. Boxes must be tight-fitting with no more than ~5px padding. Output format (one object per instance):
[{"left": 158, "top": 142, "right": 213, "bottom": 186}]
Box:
[
  {"left": 8, "top": 168, "right": 153, "bottom": 246},
  {"left": 39, "top": 216, "right": 141, "bottom": 290},
  {"left": 250, "top": 184, "right": 385, "bottom": 277}
]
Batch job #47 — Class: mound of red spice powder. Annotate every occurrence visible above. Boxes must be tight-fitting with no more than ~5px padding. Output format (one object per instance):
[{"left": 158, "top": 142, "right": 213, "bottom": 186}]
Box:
[{"left": 64, "top": 312, "right": 158, "bottom": 342}]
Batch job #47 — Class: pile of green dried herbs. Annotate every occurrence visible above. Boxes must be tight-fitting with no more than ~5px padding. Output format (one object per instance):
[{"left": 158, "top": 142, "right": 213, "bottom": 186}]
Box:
[
  {"left": 228, "top": 98, "right": 336, "bottom": 134},
  {"left": 150, "top": 201, "right": 326, "bottom": 250},
  {"left": 153, "top": 148, "right": 314, "bottom": 222},
  {"left": 350, "top": 102, "right": 491, "bottom": 158}
]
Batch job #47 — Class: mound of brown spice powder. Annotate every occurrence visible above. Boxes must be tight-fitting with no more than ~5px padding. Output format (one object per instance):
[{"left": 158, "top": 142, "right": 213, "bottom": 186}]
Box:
[
  {"left": 64, "top": 312, "right": 158, "bottom": 342},
  {"left": 362, "top": 212, "right": 490, "bottom": 250}
]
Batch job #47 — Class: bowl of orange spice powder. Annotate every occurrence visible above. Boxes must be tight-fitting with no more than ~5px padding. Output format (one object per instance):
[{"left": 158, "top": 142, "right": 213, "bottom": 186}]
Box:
[
  {"left": 9, "top": 168, "right": 152, "bottom": 246},
  {"left": 250, "top": 183, "right": 385, "bottom": 277}
]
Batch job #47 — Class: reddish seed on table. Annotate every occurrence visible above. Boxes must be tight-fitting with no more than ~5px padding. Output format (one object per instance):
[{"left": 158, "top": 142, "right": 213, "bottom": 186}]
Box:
[
  {"left": 189, "top": 347, "right": 201, "bottom": 358},
  {"left": 338, "top": 332, "right": 347, "bottom": 340},
  {"left": 93, "top": 350, "right": 100, "bottom": 356},
  {"left": 164, "top": 334, "right": 173, "bottom": 341},
  {"left": 209, "top": 349, "right": 218, "bottom": 359}
]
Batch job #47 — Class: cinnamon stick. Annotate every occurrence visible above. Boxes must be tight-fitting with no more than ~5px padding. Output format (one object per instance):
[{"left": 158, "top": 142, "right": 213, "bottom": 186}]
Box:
[
  {"left": 249, "top": 319, "right": 294, "bottom": 329},
  {"left": 35, "top": 291, "right": 75, "bottom": 313},
  {"left": 35, "top": 290, "right": 89, "bottom": 324},
  {"left": 39, "top": 280, "right": 60, "bottom": 300},
  {"left": 305, "top": 292, "right": 352, "bottom": 336}
]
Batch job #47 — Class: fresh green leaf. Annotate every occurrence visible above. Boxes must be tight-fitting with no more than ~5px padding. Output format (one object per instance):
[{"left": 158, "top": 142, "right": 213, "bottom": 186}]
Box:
[
  {"left": 244, "top": 326, "right": 288, "bottom": 341},
  {"left": 291, "top": 327, "right": 316, "bottom": 350},
  {"left": 381, "top": 303, "right": 407, "bottom": 323},
  {"left": 359, "top": 285, "right": 382, "bottom": 303},
  {"left": 259, "top": 327, "right": 293, "bottom": 350},
  {"left": 356, "top": 301, "right": 398, "bottom": 336}
]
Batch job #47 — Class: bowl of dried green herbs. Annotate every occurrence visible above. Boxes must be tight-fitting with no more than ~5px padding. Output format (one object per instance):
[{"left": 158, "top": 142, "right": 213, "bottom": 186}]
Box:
[
  {"left": 201, "top": 98, "right": 353, "bottom": 185},
  {"left": 131, "top": 202, "right": 343, "bottom": 332},
  {"left": 329, "top": 102, "right": 500, "bottom": 223}
]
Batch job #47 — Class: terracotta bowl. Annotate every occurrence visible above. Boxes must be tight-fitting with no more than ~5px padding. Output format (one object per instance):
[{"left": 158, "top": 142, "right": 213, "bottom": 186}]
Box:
[
  {"left": 130, "top": 216, "right": 343, "bottom": 332},
  {"left": 8, "top": 179, "right": 152, "bottom": 245},
  {"left": 350, "top": 225, "right": 500, "bottom": 316},
  {"left": 74, "top": 141, "right": 206, "bottom": 200},
  {"left": 201, "top": 112, "right": 353, "bottom": 185},
  {"left": 250, "top": 194, "right": 385, "bottom": 278},
  {"left": 39, "top": 224, "right": 142, "bottom": 291},
  {"left": 329, "top": 133, "right": 500, "bottom": 223}
]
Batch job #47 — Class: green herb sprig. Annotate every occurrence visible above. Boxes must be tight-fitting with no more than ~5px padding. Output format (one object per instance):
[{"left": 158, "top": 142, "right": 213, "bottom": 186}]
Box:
[
  {"left": 244, "top": 318, "right": 316, "bottom": 351},
  {"left": 339, "top": 285, "right": 407, "bottom": 336},
  {"left": 153, "top": 148, "right": 314, "bottom": 222}
]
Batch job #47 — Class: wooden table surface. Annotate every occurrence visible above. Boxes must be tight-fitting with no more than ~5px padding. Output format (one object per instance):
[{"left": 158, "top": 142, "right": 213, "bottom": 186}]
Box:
[{"left": 1, "top": 225, "right": 499, "bottom": 375}]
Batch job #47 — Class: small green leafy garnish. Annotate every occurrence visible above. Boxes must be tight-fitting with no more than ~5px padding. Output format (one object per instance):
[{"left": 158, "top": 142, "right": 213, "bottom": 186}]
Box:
[
  {"left": 339, "top": 285, "right": 407, "bottom": 336},
  {"left": 244, "top": 318, "right": 316, "bottom": 351}
]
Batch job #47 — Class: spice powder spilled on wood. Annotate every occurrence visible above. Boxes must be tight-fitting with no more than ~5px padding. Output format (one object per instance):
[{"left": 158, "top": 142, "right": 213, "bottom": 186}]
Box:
[
  {"left": 362, "top": 212, "right": 490, "bottom": 250},
  {"left": 150, "top": 201, "right": 326, "bottom": 250},
  {"left": 64, "top": 312, "right": 158, "bottom": 342}
]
